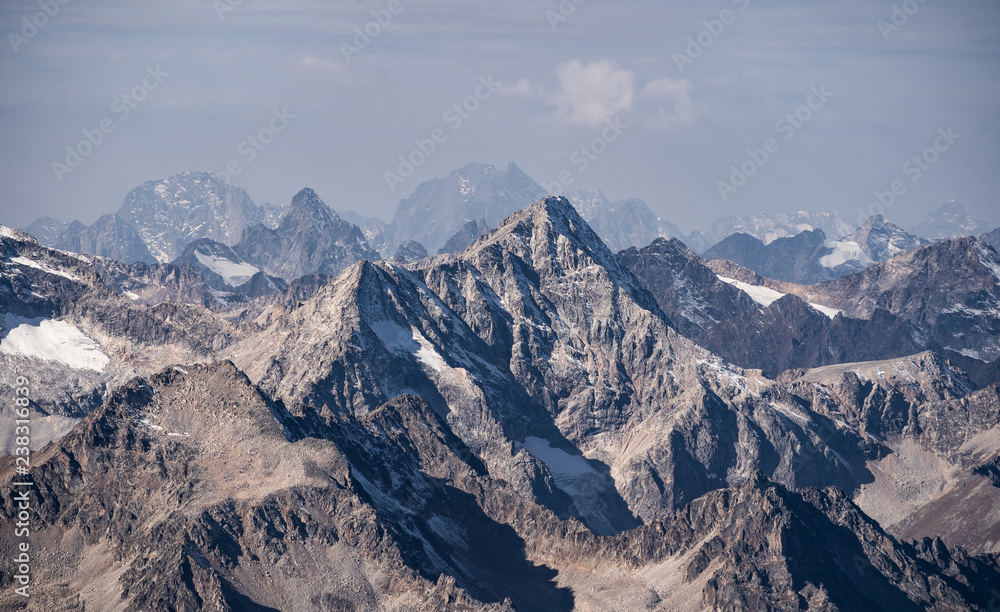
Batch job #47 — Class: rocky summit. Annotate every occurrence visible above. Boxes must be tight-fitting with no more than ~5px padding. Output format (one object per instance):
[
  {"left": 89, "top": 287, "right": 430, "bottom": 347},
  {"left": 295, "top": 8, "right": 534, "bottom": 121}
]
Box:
[
  {"left": 234, "top": 188, "right": 379, "bottom": 282},
  {"left": 2, "top": 192, "right": 1000, "bottom": 611}
]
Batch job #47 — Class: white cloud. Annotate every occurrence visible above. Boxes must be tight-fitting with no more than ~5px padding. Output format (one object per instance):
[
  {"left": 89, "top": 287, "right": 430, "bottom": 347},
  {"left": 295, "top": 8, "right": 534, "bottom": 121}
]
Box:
[
  {"left": 299, "top": 55, "right": 344, "bottom": 79},
  {"left": 501, "top": 78, "right": 546, "bottom": 98},
  {"left": 549, "top": 60, "right": 635, "bottom": 128},
  {"left": 640, "top": 77, "right": 702, "bottom": 130},
  {"left": 538, "top": 60, "right": 700, "bottom": 130}
]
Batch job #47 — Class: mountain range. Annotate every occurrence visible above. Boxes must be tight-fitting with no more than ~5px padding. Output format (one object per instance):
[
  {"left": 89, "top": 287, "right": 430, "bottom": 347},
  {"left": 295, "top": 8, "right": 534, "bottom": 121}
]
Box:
[
  {"left": 3, "top": 165, "right": 1000, "bottom": 610},
  {"left": 702, "top": 215, "right": 933, "bottom": 285},
  {"left": 3, "top": 191, "right": 1000, "bottom": 609},
  {"left": 22, "top": 165, "right": 997, "bottom": 287}
]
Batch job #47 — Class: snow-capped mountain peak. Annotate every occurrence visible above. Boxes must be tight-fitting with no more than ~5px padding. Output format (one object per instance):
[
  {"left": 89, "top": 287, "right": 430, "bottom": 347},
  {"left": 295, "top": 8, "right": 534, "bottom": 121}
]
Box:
[{"left": 847, "top": 214, "right": 930, "bottom": 261}]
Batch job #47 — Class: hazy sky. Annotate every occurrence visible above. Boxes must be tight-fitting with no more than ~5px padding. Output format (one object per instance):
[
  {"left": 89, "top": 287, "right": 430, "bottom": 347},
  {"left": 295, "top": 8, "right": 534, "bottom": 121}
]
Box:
[{"left": 1, "top": 0, "right": 998, "bottom": 234}]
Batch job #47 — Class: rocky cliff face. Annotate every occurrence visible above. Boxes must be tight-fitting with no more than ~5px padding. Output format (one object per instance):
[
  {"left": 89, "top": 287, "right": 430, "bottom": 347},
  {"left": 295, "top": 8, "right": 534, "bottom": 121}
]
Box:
[
  {"left": 0, "top": 363, "right": 523, "bottom": 610},
  {"left": 234, "top": 188, "right": 379, "bottom": 281},
  {"left": 22, "top": 217, "right": 85, "bottom": 249},
  {"left": 230, "top": 197, "right": 883, "bottom": 534},
  {"left": 792, "top": 238, "right": 1000, "bottom": 362},
  {"left": 620, "top": 237, "right": 930, "bottom": 378},
  {"left": 981, "top": 227, "right": 1000, "bottom": 252},
  {"left": 63, "top": 213, "right": 159, "bottom": 265},
  {"left": 697, "top": 298, "right": 925, "bottom": 378},
  {"left": 438, "top": 218, "right": 492, "bottom": 255},
  {"left": 340, "top": 209, "right": 390, "bottom": 256},
  {"left": 618, "top": 237, "right": 758, "bottom": 337},
  {"left": 392, "top": 239, "right": 429, "bottom": 263},
  {"left": 848, "top": 214, "right": 931, "bottom": 262},
  {"left": 699, "top": 238, "right": 1000, "bottom": 368},
  {"left": 0, "top": 225, "right": 247, "bottom": 454},
  {"left": 3, "top": 359, "right": 998, "bottom": 611},
  {"left": 24, "top": 172, "right": 267, "bottom": 265},
  {"left": 117, "top": 171, "right": 264, "bottom": 263}
]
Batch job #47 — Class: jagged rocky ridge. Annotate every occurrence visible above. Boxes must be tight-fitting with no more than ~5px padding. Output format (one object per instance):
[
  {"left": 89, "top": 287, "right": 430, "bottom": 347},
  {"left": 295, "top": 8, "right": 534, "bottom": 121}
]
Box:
[
  {"left": 27, "top": 213, "right": 157, "bottom": 265},
  {"left": 700, "top": 214, "right": 933, "bottom": 285},
  {"left": 620, "top": 237, "right": 928, "bottom": 378},
  {"left": 706, "top": 238, "right": 1000, "bottom": 363},
  {"left": 0, "top": 226, "right": 249, "bottom": 455},
  {"left": 439, "top": 219, "right": 492, "bottom": 255},
  {"left": 704, "top": 229, "right": 869, "bottom": 285},
  {"left": 3, "top": 359, "right": 999, "bottom": 610},
  {"left": 23, "top": 172, "right": 284, "bottom": 265},
  {"left": 847, "top": 214, "right": 931, "bottom": 262},
  {"left": 234, "top": 188, "right": 379, "bottom": 282},
  {"left": 981, "top": 227, "right": 1000, "bottom": 253},
  {"left": 4, "top": 197, "right": 1000, "bottom": 609},
  {"left": 231, "top": 197, "right": 882, "bottom": 530},
  {"left": 393, "top": 239, "right": 430, "bottom": 263}
]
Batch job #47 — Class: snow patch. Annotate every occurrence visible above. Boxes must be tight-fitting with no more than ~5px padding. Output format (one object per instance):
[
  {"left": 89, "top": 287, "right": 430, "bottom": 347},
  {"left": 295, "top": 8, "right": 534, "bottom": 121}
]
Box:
[
  {"left": 9, "top": 256, "right": 82, "bottom": 282},
  {"left": 369, "top": 319, "right": 451, "bottom": 373},
  {"left": 411, "top": 331, "right": 447, "bottom": 372},
  {"left": 459, "top": 176, "right": 473, "bottom": 197},
  {"left": 941, "top": 302, "right": 1000, "bottom": 318},
  {"left": 0, "top": 315, "right": 109, "bottom": 372},
  {"left": 140, "top": 418, "right": 164, "bottom": 431},
  {"left": 0, "top": 226, "right": 22, "bottom": 240},
  {"left": 523, "top": 436, "right": 598, "bottom": 478},
  {"left": 809, "top": 303, "right": 843, "bottom": 319},
  {"left": 370, "top": 320, "right": 419, "bottom": 351},
  {"left": 717, "top": 276, "right": 784, "bottom": 307},
  {"left": 521, "top": 436, "right": 617, "bottom": 535},
  {"left": 770, "top": 402, "right": 810, "bottom": 425},
  {"left": 943, "top": 347, "right": 983, "bottom": 361},
  {"left": 717, "top": 275, "right": 841, "bottom": 319},
  {"left": 827, "top": 446, "right": 852, "bottom": 472},
  {"left": 194, "top": 251, "right": 259, "bottom": 287},
  {"left": 820, "top": 240, "right": 872, "bottom": 268},
  {"left": 697, "top": 357, "right": 757, "bottom": 396}
]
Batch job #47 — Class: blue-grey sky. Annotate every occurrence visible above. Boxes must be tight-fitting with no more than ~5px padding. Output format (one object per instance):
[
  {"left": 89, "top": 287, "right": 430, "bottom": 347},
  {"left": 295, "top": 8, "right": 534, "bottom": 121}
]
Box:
[{"left": 1, "top": 0, "right": 998, "bottom": 233}]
